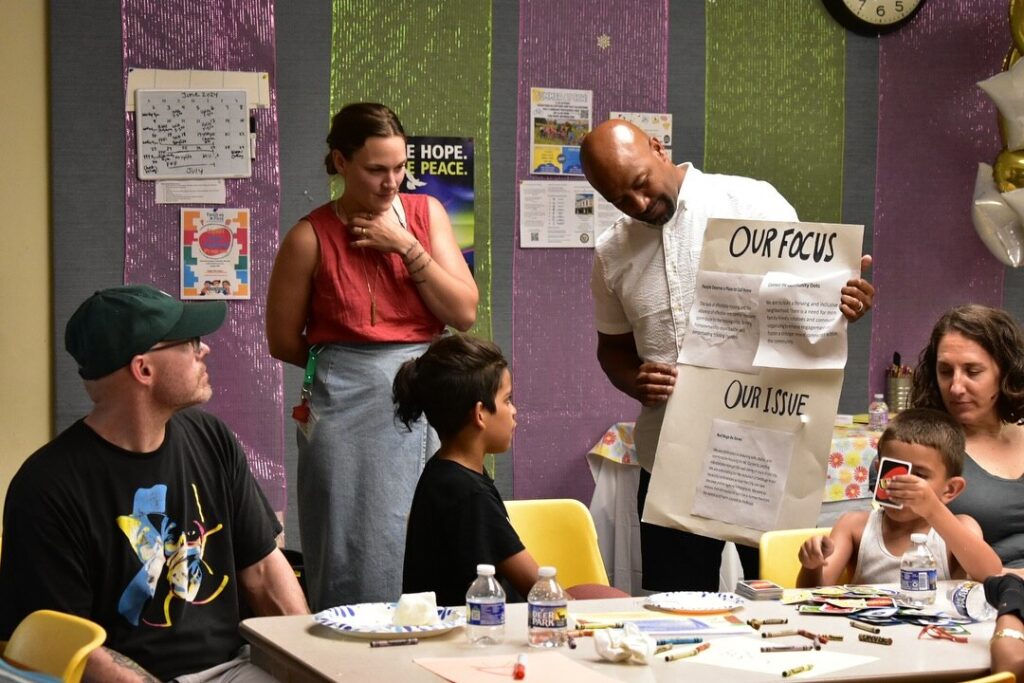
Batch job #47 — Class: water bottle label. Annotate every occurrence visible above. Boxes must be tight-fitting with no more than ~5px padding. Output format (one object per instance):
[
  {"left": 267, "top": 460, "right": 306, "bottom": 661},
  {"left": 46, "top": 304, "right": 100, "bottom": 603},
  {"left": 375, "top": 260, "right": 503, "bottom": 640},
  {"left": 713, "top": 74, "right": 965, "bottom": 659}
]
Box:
[
  {"left": 949, "top": 581, "right": 983, "bottom": 619},
  {"left": 528, "top": 603, "right": 567, "bottom": 629},
  {"left": 900, "top": 568, "right": 937, "bottom": 591},
  {"left": 467, "top": 601, "right": 505, "bottom": 627}
]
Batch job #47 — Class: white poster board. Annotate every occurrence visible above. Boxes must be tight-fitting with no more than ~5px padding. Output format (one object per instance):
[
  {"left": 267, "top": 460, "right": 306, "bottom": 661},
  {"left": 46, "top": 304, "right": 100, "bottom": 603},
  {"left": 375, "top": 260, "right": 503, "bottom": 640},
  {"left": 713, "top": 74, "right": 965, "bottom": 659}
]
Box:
[
  {"left": 135, "top": 89, "right": 251, "bottom": 180},
  {"left": 644, "top": 218, "right": 864, "bottom": 545}
]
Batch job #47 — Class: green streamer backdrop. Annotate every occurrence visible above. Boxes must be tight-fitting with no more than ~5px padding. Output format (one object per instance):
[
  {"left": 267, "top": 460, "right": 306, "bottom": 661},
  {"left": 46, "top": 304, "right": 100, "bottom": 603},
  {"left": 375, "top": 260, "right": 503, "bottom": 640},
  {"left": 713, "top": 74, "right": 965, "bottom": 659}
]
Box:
[
  {"left": 330, "top": 0, "right": 493, "bottom": 339},
  {"left": 705, "top": 0, "right": 845, "bottom": 223}
]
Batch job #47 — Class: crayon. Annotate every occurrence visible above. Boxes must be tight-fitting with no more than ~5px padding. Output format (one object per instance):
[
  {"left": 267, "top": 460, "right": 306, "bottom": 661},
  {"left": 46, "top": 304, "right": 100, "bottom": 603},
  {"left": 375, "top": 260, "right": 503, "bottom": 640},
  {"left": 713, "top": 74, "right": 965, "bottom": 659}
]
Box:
[
  {"left": 665, "top": 642, "right": 710, "bottom": 662},
  {"left": 850, "top": 621, "right": 881, "bottom": 634},
  {"left": 762, "top": 629, "right": 799, "bottom": 638},
  {"left": 782, "top": 664, "right": 814, "bottom": 678},
  {"left": 858, "top": 633, "right": 893, "bottom": 645},
  {"left": 369, "top": 637, "right": 419, "bottom": 647},
  {"left": 761, "top": 644, "right": 819, "bottom": 652},
  {"left": 656, "top": 637, "right": 704, "bottom": 645}
]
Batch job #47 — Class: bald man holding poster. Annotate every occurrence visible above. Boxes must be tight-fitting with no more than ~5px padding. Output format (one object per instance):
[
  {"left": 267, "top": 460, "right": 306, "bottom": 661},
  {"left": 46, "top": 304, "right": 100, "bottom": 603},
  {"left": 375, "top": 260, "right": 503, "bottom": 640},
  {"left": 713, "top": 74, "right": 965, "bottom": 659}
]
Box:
[{"left": 581, "top": 119, "right": 874, "bottom": 592}]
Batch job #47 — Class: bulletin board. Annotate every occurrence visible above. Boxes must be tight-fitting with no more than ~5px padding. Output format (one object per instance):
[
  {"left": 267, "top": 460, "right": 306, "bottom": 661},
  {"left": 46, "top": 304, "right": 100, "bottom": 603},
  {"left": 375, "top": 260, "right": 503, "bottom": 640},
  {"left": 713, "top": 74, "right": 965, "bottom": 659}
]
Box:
[{"left": 135, "top": 89, "right": 251, "bottom": 180}]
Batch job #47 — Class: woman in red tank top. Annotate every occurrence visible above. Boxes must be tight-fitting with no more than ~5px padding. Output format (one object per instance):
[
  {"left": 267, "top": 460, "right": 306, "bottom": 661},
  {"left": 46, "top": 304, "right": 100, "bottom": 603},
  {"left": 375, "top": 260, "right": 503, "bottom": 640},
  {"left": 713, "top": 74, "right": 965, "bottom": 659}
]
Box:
[{"left": 266, "top": 103, "right": 478, "bottom": 609}]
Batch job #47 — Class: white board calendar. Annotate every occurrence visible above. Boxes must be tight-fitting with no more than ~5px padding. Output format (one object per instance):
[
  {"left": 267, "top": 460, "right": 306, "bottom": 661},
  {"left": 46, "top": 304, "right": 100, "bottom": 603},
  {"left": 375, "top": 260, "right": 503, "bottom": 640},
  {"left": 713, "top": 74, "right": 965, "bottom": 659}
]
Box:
[{"left": 135, "top": 89, "right": 251, "bottom": 180}]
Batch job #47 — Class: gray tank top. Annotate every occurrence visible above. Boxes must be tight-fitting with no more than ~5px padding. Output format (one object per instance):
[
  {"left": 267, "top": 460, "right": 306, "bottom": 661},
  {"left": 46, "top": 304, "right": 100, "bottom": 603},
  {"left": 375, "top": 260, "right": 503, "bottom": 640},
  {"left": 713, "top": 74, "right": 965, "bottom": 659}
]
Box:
[{"left": 948, "top": 454, "right": 1024, "bottom": 568}]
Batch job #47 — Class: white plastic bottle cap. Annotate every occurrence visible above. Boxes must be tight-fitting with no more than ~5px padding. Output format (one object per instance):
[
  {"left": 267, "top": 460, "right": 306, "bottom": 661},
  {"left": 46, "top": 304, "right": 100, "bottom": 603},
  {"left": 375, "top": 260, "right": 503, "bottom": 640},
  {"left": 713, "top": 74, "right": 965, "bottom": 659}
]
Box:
[
  {"left": 477, "top": 564, "right": 496, "bottom": 575},
  {"left": 537, "top": 566, "right": 556, "bottom": 578},
  {"left": 910, "top": 533, "right": 928, "bottom": 544}
]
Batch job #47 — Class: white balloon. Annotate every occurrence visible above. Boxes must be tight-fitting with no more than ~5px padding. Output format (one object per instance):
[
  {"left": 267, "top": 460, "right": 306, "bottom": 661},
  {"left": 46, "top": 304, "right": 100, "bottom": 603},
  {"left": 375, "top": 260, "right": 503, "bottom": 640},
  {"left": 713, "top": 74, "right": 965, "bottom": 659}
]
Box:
[
  {"left": 973, "top": 163, "right": 1024, "bottom": 267},
  {"left": 979, "top": 60, "right": 1024, "bottom": 151}
]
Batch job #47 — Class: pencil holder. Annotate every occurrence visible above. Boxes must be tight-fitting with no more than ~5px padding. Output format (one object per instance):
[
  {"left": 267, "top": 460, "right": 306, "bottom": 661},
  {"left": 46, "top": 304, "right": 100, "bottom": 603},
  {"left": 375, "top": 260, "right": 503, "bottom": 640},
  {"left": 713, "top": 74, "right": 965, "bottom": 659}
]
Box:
[{"left": 887, "top": 375, "right": 912, "bottom": 413}]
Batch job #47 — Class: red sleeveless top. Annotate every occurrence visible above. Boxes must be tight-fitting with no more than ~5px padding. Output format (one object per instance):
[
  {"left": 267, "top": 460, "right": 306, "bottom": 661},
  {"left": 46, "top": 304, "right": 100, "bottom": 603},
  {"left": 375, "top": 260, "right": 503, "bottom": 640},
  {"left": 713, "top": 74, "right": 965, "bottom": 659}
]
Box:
[{"left": 305, "top": 194, "right": 444, "bottom": 343}]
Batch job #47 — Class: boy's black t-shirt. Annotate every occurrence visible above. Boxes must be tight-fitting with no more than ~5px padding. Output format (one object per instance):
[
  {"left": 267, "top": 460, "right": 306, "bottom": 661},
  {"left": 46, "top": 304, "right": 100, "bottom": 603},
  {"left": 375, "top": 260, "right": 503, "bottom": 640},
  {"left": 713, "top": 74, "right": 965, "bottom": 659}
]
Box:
[{"left": 403, "top": 457, "right": 525, "bottom": 606}]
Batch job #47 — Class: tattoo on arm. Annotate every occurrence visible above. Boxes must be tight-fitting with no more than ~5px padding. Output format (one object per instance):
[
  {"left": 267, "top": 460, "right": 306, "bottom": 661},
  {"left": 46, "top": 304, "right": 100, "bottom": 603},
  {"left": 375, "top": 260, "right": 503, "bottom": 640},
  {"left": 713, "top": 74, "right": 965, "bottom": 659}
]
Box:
[{"left": 105, "top": 647, "right": 161, "bottom": 683}]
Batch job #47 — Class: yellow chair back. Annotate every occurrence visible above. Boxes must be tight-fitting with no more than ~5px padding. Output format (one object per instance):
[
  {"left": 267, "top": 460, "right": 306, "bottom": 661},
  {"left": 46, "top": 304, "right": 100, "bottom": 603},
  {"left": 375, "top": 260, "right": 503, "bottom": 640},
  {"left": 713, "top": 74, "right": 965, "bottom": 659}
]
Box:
[
  {"left": 961, "top": 674, "right": 1015, "bottom": 683},
  {"left": 760, "top": 527, "right": 851, "bottom": 588},
  {"left": 3, "top": 610, "right": 106, "bottom": 683},
  {"left": 505, "top": 499, "right": 609, "bottom": 588}
]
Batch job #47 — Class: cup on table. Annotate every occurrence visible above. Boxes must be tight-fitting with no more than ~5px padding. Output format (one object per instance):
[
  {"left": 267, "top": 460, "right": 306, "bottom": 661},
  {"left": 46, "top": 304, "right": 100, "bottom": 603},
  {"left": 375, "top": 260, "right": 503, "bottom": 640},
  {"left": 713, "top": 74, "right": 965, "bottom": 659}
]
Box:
[{"left": 887, "top": 375, "right": 912, "bottom": 413}]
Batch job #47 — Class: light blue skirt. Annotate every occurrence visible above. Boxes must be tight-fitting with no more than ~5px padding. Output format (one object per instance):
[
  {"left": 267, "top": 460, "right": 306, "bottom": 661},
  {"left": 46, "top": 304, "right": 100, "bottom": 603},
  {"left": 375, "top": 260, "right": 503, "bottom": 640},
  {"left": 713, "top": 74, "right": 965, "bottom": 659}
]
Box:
[{"left": 296, "top": 342, "right": 438, "bottom": 610}]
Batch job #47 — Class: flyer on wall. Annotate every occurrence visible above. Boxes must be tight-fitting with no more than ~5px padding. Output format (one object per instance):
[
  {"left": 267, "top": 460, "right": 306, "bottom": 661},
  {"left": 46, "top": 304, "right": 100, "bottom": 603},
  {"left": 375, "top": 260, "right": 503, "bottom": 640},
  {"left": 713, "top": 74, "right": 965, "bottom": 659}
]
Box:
[
  {"left": 180, "top": 207, "right": 250, "bottom": 300},
  {"left": 530, "top": 87, "right": 592, "bottom": 176},
  {"left": 519, "top": 180, "right": 622, "bottom": 248},
  {"left": 609, "top": 111, "right": 673, "bottom": 160},
  {"left": 401, "top": 136, "right": 475, "bottom": 272}
]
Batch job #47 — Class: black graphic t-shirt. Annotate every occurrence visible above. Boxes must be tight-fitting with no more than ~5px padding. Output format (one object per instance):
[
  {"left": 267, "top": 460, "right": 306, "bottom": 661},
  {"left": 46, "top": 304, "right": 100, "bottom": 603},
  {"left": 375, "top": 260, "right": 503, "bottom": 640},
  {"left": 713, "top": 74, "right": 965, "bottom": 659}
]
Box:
[{"left": 0, "top": 408, "right": 280, "bottom": 680}]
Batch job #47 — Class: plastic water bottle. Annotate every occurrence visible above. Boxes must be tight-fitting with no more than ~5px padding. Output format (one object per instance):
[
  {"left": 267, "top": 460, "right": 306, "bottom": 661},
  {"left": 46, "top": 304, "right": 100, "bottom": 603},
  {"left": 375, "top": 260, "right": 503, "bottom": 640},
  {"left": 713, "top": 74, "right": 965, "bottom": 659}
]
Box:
[
  {"left": 527, "top": 566, "right": 568, "bottom": 648},
  {"left": 869, "top": 393, "right": 889, "bottom": 431},
  {"left": 900, "top": 533, "right": 937, "bottom": 606},
  {"left": 947, "top": 581, "right": 997, "bottom": 621},
  {"left": 465, "top": 564, "right": 506, "bottom": 645}
]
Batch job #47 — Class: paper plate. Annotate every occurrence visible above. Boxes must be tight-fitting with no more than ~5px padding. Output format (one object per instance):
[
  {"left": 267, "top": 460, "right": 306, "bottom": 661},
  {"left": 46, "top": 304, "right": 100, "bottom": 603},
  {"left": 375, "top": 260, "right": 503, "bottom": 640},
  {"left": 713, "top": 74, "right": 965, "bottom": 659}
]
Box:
[
  {"left": 314, "top": 602, "right": 465, "bottom": 639},
  {"left": 645, "top": 591, "right": 744, "bottom": 615}
]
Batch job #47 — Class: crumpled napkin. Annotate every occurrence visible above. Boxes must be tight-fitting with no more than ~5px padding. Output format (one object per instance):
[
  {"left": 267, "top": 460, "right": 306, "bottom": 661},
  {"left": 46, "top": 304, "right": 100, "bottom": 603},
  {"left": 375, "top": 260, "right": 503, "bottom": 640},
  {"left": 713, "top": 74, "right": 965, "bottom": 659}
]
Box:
[{"left": 592, "top": 623, "right": 656, "bottom": 665}]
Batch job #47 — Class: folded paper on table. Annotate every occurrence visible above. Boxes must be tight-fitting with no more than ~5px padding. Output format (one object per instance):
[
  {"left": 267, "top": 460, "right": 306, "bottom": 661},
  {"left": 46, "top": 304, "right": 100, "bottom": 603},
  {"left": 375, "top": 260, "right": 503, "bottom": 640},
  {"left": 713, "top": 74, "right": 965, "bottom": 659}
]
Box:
[
  {"left": 695, "top": 637, "right": 877, "bottom": 677},
  {"left": 414, "top": 652, "right": 619, "bottom": 683}
]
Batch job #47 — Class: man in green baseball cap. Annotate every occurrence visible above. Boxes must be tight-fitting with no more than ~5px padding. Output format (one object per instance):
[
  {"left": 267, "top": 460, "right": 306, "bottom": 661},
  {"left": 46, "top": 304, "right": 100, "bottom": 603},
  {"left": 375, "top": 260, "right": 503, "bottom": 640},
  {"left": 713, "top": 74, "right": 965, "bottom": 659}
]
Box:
[
  {"left": 0, "top": 284, "right": 308, "bottom": 681},
  {"left": 65, "top": 284, "right": 228, "bottom": 380}
]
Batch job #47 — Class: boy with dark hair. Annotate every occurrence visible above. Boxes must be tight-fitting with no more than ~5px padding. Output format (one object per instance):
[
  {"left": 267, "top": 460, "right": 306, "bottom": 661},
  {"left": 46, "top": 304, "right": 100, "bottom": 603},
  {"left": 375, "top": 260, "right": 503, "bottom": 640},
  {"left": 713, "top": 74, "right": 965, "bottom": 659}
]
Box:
[{"left": 797, "top": 408, "right": 1001, "bottom": 587}]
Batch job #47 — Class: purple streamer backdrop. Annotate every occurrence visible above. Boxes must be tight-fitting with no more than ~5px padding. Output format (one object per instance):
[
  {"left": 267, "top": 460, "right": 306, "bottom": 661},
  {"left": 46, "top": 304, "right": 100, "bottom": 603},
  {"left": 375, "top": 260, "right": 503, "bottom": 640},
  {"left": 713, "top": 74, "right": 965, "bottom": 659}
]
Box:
[
  {"left": 870, "top": 0, "right": 1005, "bottom": 399},
  {"left": 122, "top": 0, "right": 285, "bottom": 510},
  {"left": 513, "top": 0, "right": 668, "bottom": 502}
]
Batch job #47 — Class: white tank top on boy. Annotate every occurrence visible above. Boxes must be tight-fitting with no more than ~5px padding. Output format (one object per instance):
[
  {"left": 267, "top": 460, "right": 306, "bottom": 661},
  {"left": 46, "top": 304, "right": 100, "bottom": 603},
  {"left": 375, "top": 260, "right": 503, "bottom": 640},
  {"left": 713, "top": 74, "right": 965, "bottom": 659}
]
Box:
[{"left": 851, "top": 509, "right": 951, "bottom": 584}]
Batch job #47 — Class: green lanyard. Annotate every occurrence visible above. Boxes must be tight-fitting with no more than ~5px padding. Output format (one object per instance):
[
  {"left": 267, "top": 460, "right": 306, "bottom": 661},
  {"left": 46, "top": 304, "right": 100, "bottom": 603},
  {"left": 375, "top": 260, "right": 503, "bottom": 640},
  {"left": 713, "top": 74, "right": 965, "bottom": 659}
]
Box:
[{"left": 301, "top": 345, "right": 322, "bottom": 401}]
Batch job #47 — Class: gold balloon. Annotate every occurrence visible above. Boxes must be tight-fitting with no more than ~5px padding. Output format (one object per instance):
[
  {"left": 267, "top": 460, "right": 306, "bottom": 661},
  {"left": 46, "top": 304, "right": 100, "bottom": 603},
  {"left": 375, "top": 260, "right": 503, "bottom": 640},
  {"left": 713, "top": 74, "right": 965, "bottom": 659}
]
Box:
[
  {"left": 994, "top": 149, "right": 1024, "bottom": 192},
  {"left": 1013, "top": 0, "right": 1024, "bottom": 55}
]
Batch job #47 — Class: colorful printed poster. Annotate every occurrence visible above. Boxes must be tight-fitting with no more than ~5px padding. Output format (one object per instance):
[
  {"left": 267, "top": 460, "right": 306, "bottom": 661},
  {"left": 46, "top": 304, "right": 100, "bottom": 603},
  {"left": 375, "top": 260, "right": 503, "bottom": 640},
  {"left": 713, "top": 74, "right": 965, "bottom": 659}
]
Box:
[
  {"left": 609, "top": 111, "right": 673, "bottom": 160},
  {"left": 180, "top": 207, "right": 250, "bottom": 299},
  {"left": 530, "top": 87, "right": 592, "bottom": 176},
  {"left": 401, "top": 137, "right": 475, "bottom": 272}
]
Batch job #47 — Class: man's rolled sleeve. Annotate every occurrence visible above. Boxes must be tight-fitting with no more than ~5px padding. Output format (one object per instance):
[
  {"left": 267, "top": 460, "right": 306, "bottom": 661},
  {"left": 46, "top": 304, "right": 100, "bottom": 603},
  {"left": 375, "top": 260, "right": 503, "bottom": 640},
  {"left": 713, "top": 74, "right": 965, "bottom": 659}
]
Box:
[{"left": 591, "top": 251, "right": 632, "bottom": 335}]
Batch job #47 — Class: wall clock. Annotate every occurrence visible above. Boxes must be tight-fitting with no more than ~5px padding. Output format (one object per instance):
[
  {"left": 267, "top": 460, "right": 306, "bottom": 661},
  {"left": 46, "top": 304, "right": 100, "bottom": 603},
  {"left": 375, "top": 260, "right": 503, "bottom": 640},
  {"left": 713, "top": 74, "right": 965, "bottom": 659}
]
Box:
[{"left": 821, "top": 0, "right": 928, "bottom": 36}]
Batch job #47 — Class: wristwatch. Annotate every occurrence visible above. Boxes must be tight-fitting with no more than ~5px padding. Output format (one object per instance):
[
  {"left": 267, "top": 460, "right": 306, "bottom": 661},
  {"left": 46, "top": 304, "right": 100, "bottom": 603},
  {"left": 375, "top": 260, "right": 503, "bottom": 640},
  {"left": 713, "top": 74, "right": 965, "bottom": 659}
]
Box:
[{"left": 992, "top": 628, "right": 1024, "bottom": 642}]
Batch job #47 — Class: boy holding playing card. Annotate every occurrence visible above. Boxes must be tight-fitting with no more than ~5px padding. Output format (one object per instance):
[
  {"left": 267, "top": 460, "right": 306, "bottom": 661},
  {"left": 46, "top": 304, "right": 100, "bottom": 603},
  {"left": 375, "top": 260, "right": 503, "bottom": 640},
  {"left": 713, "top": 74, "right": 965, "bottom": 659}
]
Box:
[{"left": 797, "top": 408, "right": 1001, "bottom": 587}]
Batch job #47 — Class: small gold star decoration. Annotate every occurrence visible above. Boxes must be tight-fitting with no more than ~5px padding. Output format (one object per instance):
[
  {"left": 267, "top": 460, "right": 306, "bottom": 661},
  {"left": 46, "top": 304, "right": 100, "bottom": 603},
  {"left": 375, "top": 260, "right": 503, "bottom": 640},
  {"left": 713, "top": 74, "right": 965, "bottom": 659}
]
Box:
[{"left": 597, "top": 33, "right": 611, "bottom": 50}]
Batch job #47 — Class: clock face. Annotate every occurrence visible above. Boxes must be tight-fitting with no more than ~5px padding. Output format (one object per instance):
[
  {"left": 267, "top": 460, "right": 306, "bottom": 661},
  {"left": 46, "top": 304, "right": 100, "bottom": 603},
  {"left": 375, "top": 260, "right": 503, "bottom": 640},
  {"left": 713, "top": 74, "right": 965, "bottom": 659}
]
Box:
[
  {"left": 842, "top": 0, "right": 922, "bottom": 26},
  {"left": 822, "top": 0, "right": 927, "bottom": 35}
]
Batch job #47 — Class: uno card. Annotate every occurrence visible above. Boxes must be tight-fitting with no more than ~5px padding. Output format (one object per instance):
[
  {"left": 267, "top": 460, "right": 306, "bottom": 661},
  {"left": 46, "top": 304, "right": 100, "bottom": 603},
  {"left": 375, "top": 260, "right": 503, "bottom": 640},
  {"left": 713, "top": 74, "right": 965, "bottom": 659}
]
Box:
[{"left": 874, "top": 457, "right": 912, "bottom": 509}]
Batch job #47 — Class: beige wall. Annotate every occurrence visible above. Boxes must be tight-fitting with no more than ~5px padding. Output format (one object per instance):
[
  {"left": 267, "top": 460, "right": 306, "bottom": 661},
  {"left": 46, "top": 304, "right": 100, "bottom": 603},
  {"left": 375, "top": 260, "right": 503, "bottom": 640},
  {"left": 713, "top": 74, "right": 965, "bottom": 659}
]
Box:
[{"left": 0, "top": 2, "right": 52, "bottom": 510}]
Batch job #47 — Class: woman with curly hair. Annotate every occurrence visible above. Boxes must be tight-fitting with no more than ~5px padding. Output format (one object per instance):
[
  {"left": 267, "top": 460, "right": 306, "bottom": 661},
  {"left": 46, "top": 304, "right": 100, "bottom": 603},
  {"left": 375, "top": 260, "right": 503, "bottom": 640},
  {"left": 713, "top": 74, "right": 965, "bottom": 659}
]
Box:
[{"left": 911, "top": 304, "right": 1024, "bottom": 572}]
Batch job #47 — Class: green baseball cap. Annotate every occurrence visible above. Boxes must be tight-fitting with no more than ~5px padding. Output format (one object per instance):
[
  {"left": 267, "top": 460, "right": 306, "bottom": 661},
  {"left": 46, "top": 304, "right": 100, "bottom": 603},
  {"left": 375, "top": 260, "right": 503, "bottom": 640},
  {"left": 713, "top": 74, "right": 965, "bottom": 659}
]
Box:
[{"left": 65, "top": 285, "right": 227, "bottom": 379}]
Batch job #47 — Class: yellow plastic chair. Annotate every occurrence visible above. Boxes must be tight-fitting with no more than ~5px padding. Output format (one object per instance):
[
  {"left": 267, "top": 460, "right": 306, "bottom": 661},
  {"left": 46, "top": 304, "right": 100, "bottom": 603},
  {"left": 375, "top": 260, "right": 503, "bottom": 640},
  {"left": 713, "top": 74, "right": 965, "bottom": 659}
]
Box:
[
  {"left": 760, "top": 527, "right": 850, "bottom": 588},
  {"left": 505, "top": 499, "right": 610, "bottom": 588},
  {"left": 2, "top": 610, "right": 106, "bottom": 683},
  {"left": 961, "top": 674, "right": 1015, "bottom": 683}
]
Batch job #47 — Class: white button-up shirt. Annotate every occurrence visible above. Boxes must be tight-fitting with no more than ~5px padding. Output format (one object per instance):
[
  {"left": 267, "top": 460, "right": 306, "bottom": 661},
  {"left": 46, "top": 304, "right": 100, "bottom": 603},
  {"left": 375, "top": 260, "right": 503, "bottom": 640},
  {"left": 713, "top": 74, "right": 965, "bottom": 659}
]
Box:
[{"left": 591, "top": 164, "right": 798, "bottom": 469}]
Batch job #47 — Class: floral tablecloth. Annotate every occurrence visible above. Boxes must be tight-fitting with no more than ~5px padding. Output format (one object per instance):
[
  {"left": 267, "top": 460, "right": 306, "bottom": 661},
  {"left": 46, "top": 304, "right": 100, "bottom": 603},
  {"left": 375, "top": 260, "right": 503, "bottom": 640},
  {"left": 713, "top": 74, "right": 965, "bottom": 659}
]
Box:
[
  {"left": 825, "top": 425, "right": 880, "bottom": 502},
  {"left": 587, "top": 422, "right": 879, "bottom": 503}
]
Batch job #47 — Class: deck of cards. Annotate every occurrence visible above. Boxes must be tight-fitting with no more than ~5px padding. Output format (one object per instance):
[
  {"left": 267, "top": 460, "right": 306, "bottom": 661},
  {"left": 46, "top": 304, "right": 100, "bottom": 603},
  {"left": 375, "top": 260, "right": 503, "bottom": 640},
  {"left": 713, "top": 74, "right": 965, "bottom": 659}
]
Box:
[
  {"left": 874, "top": 457, "right": 913, "bottom": 509},
  {"left": 736, "top": 579, "right": 783, "bottom": 600}
]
